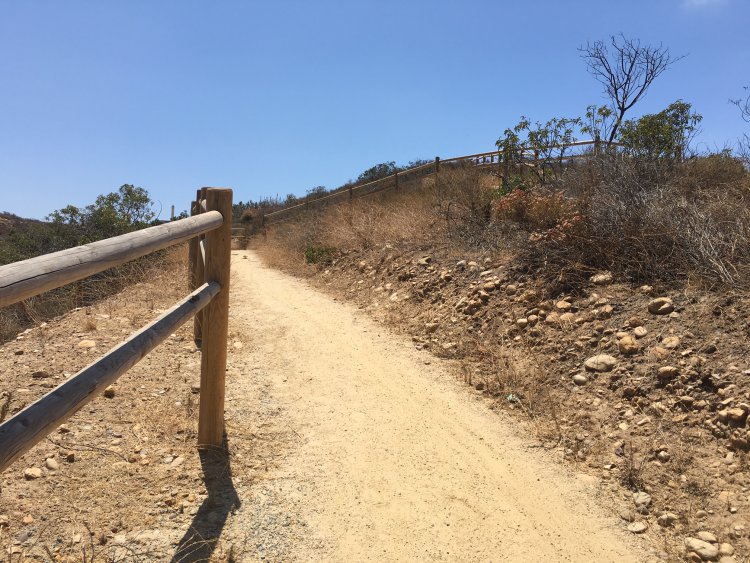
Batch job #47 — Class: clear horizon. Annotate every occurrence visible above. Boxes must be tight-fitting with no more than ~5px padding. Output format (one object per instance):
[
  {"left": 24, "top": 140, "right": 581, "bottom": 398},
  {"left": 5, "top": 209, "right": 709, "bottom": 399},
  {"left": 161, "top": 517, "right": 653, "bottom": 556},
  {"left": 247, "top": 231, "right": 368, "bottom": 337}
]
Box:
[{"left": 1, "top": 0, "right": 748, "bottom": 219}]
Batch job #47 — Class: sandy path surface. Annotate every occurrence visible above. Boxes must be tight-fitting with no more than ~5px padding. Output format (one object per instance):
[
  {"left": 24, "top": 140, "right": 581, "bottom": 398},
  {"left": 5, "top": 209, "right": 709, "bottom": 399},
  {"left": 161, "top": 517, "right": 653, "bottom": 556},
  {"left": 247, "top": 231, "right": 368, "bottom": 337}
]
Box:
[{"left": 226, "top": 250, "right": 644, "bottom": 562}]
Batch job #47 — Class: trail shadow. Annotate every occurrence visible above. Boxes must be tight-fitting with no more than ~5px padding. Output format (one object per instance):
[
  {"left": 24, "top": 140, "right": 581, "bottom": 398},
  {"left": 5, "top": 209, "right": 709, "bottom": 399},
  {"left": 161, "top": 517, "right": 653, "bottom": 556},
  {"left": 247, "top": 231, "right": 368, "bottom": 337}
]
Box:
[{"left": 171, "top": 437, "right": 241, "bottom": 562}]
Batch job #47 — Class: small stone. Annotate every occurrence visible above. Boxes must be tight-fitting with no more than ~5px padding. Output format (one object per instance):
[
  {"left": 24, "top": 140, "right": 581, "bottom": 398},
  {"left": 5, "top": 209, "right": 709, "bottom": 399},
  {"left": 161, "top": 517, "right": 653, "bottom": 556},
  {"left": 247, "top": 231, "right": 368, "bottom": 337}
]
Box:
[
  {"left": 425, "top": 322, "right": 440, "bottom": 333},
  {"left": 657, "top": 366, "right": 680, "bottom": 382},
  {"left": 77, "top": 339, "right": 97, "bottom": 348},
  {"left": 22, "top": 514, "right": 34, "bottom": 524},
  {"left": 0, "top": 515, "right": 8, "bottom": 527},
  {"left": 590, "top": 271, "right": 613, "bottom": 285},
  {"left": 232, "top": 341, "right": 243, "bottom": 350},
  {"left": 45, "top": 458, "right": 59, "bottom": 471},
  {"left": 31, "top": 370, "right": 51, "bottom": 379},
  {"left": 58, "top": 424, "right": 71, "bottom": 433},
  {"left": 697, "top": 531, "right": 718, "bottom": 543},
  {"left": 23, "top": 467, "right": 42, "bottom": 480},
  {"left": 656, "top": 450, "right": 670, "bottom": 462},
  {"left": 648, "top": 297, "right": 675, "bottom": 315},
  {"left": 719, "top": 543, "right": 735, "bottom": 556},
  {"left": 516, "top": 318, "right": 528, "bottom": 328},
  {"left": 627, "top": 521, "right": 648, "bottom": 534},
  {"left": 662, "top": 336, "right": 681, "bottom": 349},
  {"left": 685, "top": 537, "right": 719, "bottom": 561},
  {"left": 65, "top": 451, "right": 75, "bottom": 463},
  {"left": 633, "top": 491, "right": 652, "bottom": 509},
  {"left": 657, "top": 512, "right": 678, "bottom": 527},
  {"left": 103, "top": 386, "right": 115, "bottom": 399},
  {"left": 556, "top": 300, "right": 572, "bottom": 311},
  {"left": 417, "top": 256, "right": 431, "bottom": 266},
  {"left": 170, "top": 456, "right": 185, "bottom": 468},
  {"left": 618, "top": 335, "right": 639, "bottom": 356},
  {"left": 584, "top": 354, "right": 618, "bottom": 373},
  {"left": 634, "top": 326, "right": 648, "bottom": 338},
  {"left": 572, "top": 374, "right": 588, "bottom": 386}
]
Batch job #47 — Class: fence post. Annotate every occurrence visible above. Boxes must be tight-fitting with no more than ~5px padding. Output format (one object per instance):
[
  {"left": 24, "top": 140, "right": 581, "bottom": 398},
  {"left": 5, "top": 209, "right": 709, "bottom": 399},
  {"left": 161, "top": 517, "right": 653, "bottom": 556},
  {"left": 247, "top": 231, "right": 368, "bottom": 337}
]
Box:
[
  {"left": 193, "top": 188, "right": 207, "bottom": 347},
  {"left": 198, "top": 187, "right": 232, "bottom": 448}
]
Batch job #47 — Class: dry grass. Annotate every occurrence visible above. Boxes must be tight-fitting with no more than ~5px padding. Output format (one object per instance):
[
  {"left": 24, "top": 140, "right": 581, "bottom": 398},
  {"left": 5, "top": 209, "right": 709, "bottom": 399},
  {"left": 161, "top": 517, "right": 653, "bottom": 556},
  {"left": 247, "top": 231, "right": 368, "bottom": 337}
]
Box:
[{"left": 0, "top": 250, "right": 182, "bottom": 344}]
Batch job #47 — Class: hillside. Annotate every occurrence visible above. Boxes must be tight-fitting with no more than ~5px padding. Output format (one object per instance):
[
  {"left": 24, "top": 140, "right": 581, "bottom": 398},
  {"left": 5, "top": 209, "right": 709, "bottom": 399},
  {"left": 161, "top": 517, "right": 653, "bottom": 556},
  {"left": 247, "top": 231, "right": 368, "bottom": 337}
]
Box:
[{"left": 254, "top": 152, "right": 750, "bottom": 562}]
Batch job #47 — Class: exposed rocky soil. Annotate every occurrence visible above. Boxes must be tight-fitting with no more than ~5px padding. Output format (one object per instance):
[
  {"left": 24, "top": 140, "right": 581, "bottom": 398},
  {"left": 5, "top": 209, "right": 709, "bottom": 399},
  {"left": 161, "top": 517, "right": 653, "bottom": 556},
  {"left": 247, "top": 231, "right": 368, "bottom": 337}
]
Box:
[
  {"left": 256, "top": 241, "right": 750, "bottom": 563},
  {"left": 0, "top": 250, "right": 297, "bottom": 562}
]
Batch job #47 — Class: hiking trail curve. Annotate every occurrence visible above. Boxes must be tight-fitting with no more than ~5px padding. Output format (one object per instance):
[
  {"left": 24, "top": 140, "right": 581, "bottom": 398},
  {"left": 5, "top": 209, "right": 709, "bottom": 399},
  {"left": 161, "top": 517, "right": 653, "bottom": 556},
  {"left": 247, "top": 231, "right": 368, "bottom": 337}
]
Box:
[{"left": 221, "top": 249, "right": 645, "bottom": 562}]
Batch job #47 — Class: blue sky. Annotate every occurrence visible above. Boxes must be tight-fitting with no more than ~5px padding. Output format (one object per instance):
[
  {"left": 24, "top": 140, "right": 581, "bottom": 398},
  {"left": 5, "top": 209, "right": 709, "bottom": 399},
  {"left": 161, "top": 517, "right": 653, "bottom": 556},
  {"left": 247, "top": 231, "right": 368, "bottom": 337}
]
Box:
[{"left": 1, "top": 0, "right": 748, "bottom": 219}]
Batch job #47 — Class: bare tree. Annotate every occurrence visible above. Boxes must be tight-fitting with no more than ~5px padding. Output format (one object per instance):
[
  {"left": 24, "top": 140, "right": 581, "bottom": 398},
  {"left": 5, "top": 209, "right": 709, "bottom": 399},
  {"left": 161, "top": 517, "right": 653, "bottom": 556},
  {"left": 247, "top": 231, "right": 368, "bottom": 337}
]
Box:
[
  {"left": 731, "top": 86, "right": 750, "bottom": 122},
  {"left": 580, "top": 34, "right": 683, "bottom": 144}
]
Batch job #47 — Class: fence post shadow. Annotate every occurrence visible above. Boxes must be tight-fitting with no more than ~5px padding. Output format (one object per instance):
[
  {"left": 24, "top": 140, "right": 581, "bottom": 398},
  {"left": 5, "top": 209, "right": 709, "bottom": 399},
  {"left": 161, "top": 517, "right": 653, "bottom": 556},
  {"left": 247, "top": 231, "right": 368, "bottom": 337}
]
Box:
[{"left": 171, "top": 435, "right": 240, "bottom": 562}]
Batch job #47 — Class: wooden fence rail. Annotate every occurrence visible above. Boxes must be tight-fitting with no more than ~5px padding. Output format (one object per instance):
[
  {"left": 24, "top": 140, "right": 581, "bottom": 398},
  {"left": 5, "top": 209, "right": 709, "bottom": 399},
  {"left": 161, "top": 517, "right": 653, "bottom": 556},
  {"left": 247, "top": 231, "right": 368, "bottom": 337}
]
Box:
[
  {"left": 263, "top": 139, "right": 622, "bottom": 224},
  {"left": 0, "top": 188, "right": 233, "bottom": 472}
]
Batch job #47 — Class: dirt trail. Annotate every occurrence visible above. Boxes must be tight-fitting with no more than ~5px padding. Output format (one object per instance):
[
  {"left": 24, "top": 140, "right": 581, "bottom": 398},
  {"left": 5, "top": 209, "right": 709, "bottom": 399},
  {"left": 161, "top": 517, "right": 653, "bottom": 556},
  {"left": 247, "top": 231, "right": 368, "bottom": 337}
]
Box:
[{"left": 226, "top": 250, "right": 644, "bottom": 562}]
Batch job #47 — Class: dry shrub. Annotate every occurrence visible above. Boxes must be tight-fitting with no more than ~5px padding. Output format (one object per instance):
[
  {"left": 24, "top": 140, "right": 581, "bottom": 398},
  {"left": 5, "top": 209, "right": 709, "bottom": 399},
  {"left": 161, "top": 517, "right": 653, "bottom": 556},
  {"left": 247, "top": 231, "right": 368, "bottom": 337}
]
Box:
[{"left": 506, "top": 153, "right": 750, "bottom": 289}]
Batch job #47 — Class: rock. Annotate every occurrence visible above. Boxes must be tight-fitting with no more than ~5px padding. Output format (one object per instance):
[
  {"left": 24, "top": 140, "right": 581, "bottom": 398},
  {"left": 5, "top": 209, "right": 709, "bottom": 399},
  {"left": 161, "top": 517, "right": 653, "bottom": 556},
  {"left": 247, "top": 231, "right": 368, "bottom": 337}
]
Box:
[
  {"left": 590, "top": 271, "right": 613, "bottom": 285},
  {"left": 170, "top": 456, "right": 185, "bottom": 468},
  {"left": 233, "top": 341, "right": 243, "bottom": 350},
  {"left": 662, "top": 336, "right": 681, "bottom": 349},
  {"left": 657, "top": 366, "right": 680, "bottom": 382},
  {"left": 58, "top": 424, "right": 71, "bottom": 433},
  {"left": 572, "top": 374, "right": 588, "bottom": 386},
  {"left": 45, "top": 458, "right": 59, "bottom": 471},
  {"left": 618, "top": 335, "right": 639, "bottom": 356},
  {"left": 22, "top": 514, "right": 34, "bottom": 524},
  {"left": 657, "top": 512, "right": 678, "bottom": 527},
  {"left": 0, "top": 515, "right": 8, "bottom": 527},
  {"left": 633, "top": 491, "right": 652, "bottom": 509},
  {"left": 697, "top": 531, "right": 718, "bottom": 543},
  {"left": 685, "top": 537, "right": 719, "bottom": 561},
  {"left": 648, "top": 297, "right": 675, "bottom": 315},
  {"left": 31, "top": 370, "right": 51, "bottom": 379},
  {"left": 726, "top": 408, "right": 747, "bottom": 425},
  {"left": 633, "top": 326, "right": 648, "bottom": 338},
  {"left": 417, "top": 256, "right": 431, "bottom": 266},
  {"left": 65, "top": 451, "right": 75, "bottom": 463},
  {"left": 719, "top": 543, "right": 735, "bottom": 556},
  {"left": 455, "top": 260, "right": 467, "bottom": 269},
  {"left": 425, "top": 322, "right": 440, "bottom": 334},
  {"left": 597, "top": 304, "right": 615, "bottom": 319},
  {"left": 556, "top": 300, "right": 572, "bottom": 311},
  {"left": 516, "top": 318, "right": 528, "bottom": 329},
  {"left": 77, "top": 339, "right": 97, "bottom": 348},
  {"left": 23, "top": 467, "right": 42, "bottom": 480},
  {"left": 584, "top": 354, "right": 618, "bottom": 373},
  {"left": 656, "top": 450, "right": 670, "bottom": 462},
  {"left": 558, "top": 312, "right": 576, "bottom": 323},
  {"left": 103, "top": 386, "right": 116, "bottom": 399},
  {"left": 627, "top": 521, "right": 648, "bottom": 534}
]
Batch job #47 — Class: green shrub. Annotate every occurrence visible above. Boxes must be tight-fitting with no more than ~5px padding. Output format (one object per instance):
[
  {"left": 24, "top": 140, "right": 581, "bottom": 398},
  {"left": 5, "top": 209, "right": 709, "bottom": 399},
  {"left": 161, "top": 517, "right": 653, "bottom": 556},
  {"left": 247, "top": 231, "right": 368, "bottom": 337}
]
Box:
[{"left": 304, "top": 246, "right": 336, "bottom": 265}]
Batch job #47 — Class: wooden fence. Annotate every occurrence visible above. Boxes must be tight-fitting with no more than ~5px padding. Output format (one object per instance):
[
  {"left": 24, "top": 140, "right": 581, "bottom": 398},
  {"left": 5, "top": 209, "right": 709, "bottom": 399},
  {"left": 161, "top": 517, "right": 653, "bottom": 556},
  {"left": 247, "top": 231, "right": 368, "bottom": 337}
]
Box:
[
  {"left": 262, "top": 139, "right": 618, "bottom": 224},
  {"left": 0, "top": 187, "right": 233, "bottom": 472}
]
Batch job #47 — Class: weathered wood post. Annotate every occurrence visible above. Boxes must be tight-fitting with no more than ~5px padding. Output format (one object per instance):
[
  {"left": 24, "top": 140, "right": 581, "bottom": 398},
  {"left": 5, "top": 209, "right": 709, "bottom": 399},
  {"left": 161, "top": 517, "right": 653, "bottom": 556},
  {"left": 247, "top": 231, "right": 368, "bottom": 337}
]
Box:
[
  {"left": 193, "top": 188, "right": 207, "bottom": 346},
  {"left": 198, "top": 187, "right": 232, "bottom": 448}
]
